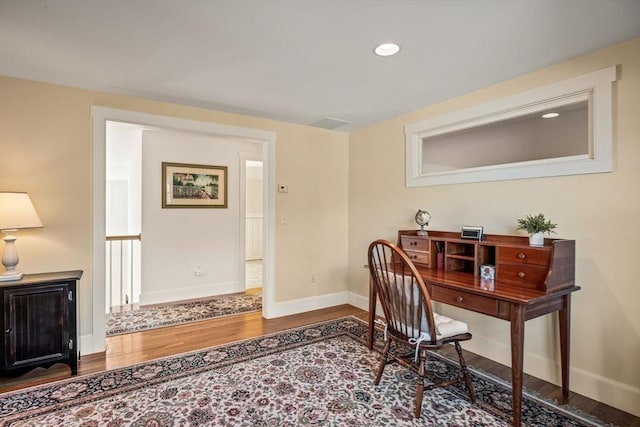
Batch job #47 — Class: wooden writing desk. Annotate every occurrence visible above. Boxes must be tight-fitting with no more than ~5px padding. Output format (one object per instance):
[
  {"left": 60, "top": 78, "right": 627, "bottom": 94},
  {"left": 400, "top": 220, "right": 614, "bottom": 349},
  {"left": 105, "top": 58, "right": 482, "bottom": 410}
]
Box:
[{"left": 367, "top": 230, "right": 580, "bottom": 427}]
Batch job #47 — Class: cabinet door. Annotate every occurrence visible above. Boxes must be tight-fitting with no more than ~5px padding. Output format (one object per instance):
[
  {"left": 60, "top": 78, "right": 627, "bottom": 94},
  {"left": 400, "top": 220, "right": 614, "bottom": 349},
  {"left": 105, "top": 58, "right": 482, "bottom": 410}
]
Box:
[{"left": 3, "top": 284, "right": 70, "bottom": 370}]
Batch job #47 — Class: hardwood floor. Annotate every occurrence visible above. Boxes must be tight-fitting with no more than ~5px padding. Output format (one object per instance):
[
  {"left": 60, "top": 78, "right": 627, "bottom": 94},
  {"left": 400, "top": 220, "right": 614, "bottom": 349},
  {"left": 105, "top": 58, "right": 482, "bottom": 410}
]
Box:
[{"left": 1, "top": 304, "right": 637, "bottom": 426}]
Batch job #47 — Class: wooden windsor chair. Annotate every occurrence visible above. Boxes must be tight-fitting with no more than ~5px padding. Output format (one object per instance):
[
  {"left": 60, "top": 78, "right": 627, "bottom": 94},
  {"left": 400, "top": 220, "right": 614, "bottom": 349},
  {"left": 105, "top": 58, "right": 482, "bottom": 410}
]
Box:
[{"left": 367, "top": 239, "right": 476, "bottom": 417}]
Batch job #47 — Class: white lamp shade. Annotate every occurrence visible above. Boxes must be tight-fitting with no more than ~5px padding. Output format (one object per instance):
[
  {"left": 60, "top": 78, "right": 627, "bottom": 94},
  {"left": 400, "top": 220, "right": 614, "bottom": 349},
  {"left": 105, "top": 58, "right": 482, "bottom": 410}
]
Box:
[{"left": 0, "top": 192, "right": 43, "bottom": 230}]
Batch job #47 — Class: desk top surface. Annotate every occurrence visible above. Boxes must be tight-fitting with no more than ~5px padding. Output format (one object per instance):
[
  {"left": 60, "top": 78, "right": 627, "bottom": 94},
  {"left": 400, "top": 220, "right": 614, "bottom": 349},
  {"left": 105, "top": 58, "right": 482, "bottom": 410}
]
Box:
[{"left": 416, "top": 266, "right": 580, "bottom": 304}]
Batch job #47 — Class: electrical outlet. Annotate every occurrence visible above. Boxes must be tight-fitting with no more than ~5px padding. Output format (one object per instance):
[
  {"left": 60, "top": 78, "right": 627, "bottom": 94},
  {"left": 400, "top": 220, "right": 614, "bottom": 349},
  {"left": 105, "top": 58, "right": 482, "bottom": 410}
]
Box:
[{"left": 193, "top": 267, "right": 203, "bottom": 277}]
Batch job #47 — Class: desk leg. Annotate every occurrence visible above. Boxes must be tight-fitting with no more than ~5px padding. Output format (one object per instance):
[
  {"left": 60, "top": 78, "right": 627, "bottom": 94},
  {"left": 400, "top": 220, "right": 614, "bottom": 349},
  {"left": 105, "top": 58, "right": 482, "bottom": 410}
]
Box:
[
  {"left": 368, "top": 276, "right": 376, "bottom": 350},
  {"left": 559, "top": 294, "right": 571, "bottom": 400},
  {"left": 510, "top": 305, "right": 525, "bottom": 427}
]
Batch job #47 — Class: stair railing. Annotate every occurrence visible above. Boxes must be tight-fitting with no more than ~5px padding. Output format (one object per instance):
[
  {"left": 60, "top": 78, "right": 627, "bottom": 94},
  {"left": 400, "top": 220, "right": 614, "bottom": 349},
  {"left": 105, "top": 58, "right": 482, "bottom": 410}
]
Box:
[{"left": 105, "top": 234, "right": 141, "bottom": 312}]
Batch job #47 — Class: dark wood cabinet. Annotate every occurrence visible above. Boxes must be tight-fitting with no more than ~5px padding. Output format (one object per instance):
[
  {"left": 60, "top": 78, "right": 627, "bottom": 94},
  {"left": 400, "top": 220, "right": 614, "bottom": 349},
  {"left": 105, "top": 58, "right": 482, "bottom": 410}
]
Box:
[{"left": 1, "top": 270, "right": 82, "bottom": 377}]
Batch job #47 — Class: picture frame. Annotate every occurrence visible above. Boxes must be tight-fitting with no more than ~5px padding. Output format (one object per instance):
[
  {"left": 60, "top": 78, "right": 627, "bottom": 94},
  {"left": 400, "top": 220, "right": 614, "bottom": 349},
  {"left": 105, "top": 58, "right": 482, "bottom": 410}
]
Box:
[{"left": 162, "top": 162, "right": 228, "bottom": 208}]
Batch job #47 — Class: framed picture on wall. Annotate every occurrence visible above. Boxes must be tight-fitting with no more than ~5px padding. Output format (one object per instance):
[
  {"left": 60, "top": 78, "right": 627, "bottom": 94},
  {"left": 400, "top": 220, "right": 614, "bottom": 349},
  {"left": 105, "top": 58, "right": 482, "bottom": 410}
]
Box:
[{"left": 162, "top": 162, "right": 228, "bottom": 208}]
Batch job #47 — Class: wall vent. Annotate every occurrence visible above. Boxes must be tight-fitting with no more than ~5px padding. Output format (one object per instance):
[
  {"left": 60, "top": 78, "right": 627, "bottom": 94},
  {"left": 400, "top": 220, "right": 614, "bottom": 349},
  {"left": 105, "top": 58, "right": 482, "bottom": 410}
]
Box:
[{"left": 309, "top": 117, "right": 350, "bottom": 130}]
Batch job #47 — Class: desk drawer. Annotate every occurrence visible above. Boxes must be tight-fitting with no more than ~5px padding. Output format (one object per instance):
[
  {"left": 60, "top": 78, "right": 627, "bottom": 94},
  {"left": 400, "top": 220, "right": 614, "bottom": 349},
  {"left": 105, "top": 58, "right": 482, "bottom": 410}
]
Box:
[
  {"left": 431, "top": 286, "right": 498, "bottom": 317},
  {"left": 405, "top": 250, "right": 430, "bottom": 266},
  {"left": 401, "top": 236, "right": 430, "bottom": 252},
  {"left": 498, "top": 265, "right": 548, "bottom": 288},
  {"left": 497, "top": 246, "right": 551, "bottom": 266}
]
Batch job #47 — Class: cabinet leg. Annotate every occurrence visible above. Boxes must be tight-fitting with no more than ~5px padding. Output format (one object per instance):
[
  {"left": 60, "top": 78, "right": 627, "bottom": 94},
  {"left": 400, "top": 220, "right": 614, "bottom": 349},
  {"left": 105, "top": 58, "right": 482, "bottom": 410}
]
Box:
[{"left": 70, "top": 353, "right": 78, "bottom": 376}]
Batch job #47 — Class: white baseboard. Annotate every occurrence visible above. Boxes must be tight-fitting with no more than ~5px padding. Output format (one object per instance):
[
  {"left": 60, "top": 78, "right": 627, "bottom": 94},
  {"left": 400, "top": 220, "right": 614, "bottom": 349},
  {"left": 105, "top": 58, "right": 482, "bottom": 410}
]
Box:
[
  {"left": 351, "top": 291, "right": 640, "bottom": 417},
  {"left": 572, "top": 364, "right": 640, "bottom": 417},
  {"left": 265, "top": 291, "right": 349, "bottom": 318},
  {"left": 465, "top": 334, "right": 640, "bottom": 417},
  {"left": 80, "top": 334, "right": 105, "bottom": 356},
  {"left": 139, "top": 281, "right": 244, "bottom": 305},
  {"left": 347, "top": 291, "right": 368, "bottom": 311},
  {"left": 348, "top": 291, "right": 383, "bottom": 316}
]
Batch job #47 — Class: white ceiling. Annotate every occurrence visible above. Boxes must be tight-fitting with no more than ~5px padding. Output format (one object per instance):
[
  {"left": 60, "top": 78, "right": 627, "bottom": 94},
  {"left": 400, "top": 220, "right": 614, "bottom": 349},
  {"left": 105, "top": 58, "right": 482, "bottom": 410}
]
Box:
[{"left": 1, "top": 0, "right": 639, "bottom": 132}]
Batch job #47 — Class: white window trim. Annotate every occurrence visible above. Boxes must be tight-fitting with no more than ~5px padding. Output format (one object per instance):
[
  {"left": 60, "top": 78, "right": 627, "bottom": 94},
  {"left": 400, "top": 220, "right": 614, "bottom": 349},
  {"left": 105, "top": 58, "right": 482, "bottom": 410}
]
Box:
[{"left": 405, "top": 66, "right": 617, "bottom": 187}]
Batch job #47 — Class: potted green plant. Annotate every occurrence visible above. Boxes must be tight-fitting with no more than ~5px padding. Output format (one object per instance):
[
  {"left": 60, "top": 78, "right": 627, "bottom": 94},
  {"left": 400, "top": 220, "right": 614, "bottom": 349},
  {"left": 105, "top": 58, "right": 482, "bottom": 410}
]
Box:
[{"left": 516, "top": 213, "right": 557, "bottom": 247}]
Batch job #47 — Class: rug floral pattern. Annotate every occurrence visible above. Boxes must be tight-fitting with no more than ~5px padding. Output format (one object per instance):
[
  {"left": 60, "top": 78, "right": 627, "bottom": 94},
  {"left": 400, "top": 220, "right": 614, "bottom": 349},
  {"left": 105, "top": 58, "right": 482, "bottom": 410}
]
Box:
[
  {"left": 0, "top": 318, "right": 609, "bottom": 426},
  {"left": 105, "top": 293, "right": 262, "bottom": 336}
]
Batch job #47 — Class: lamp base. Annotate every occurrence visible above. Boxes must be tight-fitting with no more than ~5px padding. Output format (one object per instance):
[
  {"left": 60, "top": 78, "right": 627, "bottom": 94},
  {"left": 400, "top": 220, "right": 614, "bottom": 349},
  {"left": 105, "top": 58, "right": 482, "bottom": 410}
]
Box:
[
  {"left": 0, "top": 271, "right": 23, "bottom": 282},
  {"left": 2, "top": 231, "right": 22, "bottom": 282}
]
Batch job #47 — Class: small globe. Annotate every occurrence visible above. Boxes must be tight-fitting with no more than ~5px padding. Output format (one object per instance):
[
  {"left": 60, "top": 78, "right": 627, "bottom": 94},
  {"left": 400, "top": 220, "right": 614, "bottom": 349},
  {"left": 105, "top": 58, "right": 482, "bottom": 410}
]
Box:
[
  {"left": 415, "top": 210, "right": 431, "bottom": 236},
  {"left": 415, "top": 210, "right": 431, "bottom": 227}
]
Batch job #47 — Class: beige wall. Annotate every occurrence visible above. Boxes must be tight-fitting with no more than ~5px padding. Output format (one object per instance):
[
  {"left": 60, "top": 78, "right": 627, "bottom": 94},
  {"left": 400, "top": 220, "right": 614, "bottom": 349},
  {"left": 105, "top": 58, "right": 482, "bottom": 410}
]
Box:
[
  {"left": 348, "top": 38, "right": 640, "bottom": 414},
  {"left": 0, "top": 76, "right": 349, "bottom": 338},
  {"left": 140, "top": 130, "right": 262, "bottom": 303}
]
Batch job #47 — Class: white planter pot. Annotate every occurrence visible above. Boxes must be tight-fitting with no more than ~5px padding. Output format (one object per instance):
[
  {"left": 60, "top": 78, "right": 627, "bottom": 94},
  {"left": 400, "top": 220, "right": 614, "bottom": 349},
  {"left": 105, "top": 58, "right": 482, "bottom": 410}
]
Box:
[{"left": 529, "top": 232, "right": 545, "bottom": 247}]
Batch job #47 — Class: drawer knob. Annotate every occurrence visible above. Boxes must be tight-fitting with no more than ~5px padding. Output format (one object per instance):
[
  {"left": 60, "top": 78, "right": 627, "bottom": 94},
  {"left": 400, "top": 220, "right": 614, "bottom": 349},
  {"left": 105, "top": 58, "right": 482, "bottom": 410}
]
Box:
[
  {"left": 518, "top": 253, "right": 526, "bottom": 259},
  {"left": 4, "top": 328, "right": 11, "bottom": 334},
  {"left": 518, "top": 272, "right": 526, "bottom": 278},
  {"left": 455, "top": 296, "right": 464, "bottom": 302}
]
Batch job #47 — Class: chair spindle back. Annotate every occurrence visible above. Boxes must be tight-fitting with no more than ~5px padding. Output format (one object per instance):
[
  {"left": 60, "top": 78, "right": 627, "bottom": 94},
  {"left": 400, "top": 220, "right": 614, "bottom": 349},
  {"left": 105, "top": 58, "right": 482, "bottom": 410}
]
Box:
[{"left": 368, "top": 239, "right": 437, "bottom": 343}]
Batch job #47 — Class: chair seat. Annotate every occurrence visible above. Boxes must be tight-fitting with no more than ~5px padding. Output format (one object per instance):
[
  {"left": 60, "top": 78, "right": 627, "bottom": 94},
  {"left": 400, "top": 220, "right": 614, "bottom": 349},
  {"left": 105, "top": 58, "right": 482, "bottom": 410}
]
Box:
[
  {"left": 400, "top": 312, "right": 468, "bottom": 341},
  {"left": 433, "top": 312, "right": 468, "bottom": 339}
]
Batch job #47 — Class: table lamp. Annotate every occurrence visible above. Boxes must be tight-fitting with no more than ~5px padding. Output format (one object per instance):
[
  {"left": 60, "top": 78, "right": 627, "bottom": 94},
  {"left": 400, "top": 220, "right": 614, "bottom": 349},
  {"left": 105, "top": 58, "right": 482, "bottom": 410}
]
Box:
[{"left": 0, "top": 192, "right": 43, "bottom": 281}]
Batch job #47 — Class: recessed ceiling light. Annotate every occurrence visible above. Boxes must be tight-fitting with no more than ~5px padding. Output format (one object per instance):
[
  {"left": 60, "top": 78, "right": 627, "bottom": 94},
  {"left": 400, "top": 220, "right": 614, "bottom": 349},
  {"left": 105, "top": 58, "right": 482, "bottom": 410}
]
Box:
[
  {"left": 541, "top": 112, "right": 560, "bottom": 119},
  {"left": 374, "top": 43, "right": 400, "bottom": 57}
]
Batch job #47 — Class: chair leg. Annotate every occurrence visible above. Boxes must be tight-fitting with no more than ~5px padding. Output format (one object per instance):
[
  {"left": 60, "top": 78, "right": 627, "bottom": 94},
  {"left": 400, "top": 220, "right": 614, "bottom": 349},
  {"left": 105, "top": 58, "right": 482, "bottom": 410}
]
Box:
[
  {"left": 374, "top": 339, "right": 391, "bottom": 385},
  {"left": 455, "top": 341, "right": 475, "bottom": 403},
  {"left": 414, "top": 349, "right": 426, "bottom": 418}
]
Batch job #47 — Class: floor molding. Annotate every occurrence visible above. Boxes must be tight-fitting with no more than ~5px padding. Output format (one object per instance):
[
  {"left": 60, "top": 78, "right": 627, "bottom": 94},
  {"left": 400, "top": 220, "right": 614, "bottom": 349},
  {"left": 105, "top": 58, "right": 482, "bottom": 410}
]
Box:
[{"left": 267, "top": 291, "right": 349, "bottom": 318}]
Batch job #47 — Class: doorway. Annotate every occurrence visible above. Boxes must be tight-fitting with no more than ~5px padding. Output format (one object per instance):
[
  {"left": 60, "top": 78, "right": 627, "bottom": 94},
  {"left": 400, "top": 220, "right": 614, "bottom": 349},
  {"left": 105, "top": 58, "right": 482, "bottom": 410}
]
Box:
[
  {"left": 242, "top": 157, "right": 263, "bottom": 292},
  {"left": 240, "top": 156, "right": 264, "bottom": 293},
  {"left": 105, "top": 121, "right": 144, "bottom": 314},
  {"left": 90, "top": 107, "right": 276, "bottom": 355}
]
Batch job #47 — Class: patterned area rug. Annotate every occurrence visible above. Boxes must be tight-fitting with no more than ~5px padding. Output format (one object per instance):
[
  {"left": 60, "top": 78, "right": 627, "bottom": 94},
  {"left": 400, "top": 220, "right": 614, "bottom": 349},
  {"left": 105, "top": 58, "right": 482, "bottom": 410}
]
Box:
[
  {"left": 105, "top": 293, "right": 262, "bottom": 336},
  {"left": 0, "top": 317, "right": 610, "bottom": 426}
]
